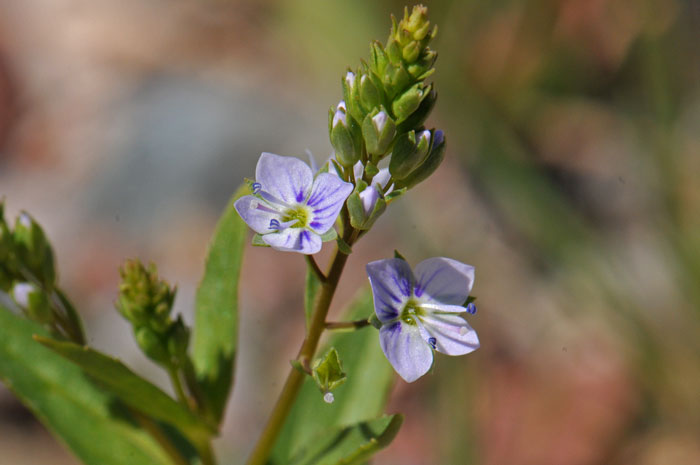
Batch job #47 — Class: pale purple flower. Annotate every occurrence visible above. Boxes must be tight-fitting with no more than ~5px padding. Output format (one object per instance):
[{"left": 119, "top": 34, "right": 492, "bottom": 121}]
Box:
[
  {"left": 366, "top": 257, "right": 479, "bottom": 382},
  {"left": 235, "top": 152, "right": 353, "bottom": 254}
]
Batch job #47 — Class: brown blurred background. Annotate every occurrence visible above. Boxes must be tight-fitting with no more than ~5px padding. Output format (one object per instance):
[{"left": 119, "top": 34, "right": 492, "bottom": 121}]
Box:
[{"left": 1, "top": 0, "right": 699, "bottom": 464}]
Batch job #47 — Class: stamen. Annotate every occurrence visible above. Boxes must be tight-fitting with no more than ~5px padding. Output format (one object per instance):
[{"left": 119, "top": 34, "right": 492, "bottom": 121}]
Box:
[
  {"left": 428, "top": 337, "right": 437, "bottom": 349},
  {"left": 252, "top": 182, "right": 262, "bottom": 194},
  {"left": 269, "top": 219, "right": 280, "bottom": 230},
  {"left": 466, "top": 302, "right": 477, "bottom": 314}
]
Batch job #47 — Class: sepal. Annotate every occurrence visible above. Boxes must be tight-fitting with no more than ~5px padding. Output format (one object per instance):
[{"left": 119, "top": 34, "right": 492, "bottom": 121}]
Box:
[{"left": 312, "top": 347, "right": 347, "bottom": 403}]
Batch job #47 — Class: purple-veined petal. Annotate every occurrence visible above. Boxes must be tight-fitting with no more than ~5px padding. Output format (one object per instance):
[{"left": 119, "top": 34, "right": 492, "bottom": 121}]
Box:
[
  {"left": 413, "top": 257, "right": 475, "bottom": 305},
  {"left": 234, "top": 195, "right": 282, "bottom": 234},
  {"left": 306, "top": 173, "right": 353, "bottom": 233},
  {"left": 366, "top": 258, "right": 414, "bottom": 322},
  {"left": 379, "top": 321, "right": 434, "bottom": 383},
  {"left": 262, "top": 228, "right": 322, "bottom": 254},
  {"left": 359, "top": 185, "right": 380, "bottom": 216},
  {"left": 256, "top": 152, "right": 313, "bottom": 205},
  {"left": 420, "top": 313, "right": 479, "bottom": 356}
]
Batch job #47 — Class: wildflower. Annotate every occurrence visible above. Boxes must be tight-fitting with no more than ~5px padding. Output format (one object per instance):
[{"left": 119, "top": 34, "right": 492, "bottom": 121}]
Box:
[
  {"left": 235, "top": 152, "right": 353, "bottom": 254},
  {"left": 366, "top": 257, "right": 479, "bottom": 382}
]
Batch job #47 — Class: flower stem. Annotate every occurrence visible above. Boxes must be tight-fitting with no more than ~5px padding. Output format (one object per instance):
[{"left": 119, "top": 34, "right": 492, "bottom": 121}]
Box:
[
  {"left": 305, "top": 254, "right": 327, "bottom": 283},
  {"left": 324, "top": 318, "right": 371, "bottom": 331},
  {"left": 246, "top": 227, "right": 359, "bottom": 465}
]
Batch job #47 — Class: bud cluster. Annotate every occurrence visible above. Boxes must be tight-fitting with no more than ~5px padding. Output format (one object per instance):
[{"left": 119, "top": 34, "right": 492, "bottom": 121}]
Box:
[
  {"left": 116, "top": 259, "right": 188, "bottom": 368},
  {"left": 328, "top": 5, "right": 447, "bottom": 229}
]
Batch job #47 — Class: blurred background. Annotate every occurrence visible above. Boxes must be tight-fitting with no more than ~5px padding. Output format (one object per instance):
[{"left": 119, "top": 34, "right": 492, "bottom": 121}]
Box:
[{"left": 1, "top": 0, "right": 699, "bottom": 464}]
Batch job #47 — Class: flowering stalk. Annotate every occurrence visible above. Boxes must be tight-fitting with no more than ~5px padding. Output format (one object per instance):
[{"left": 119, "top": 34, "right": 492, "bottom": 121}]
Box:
[{"left": 246, "top": 210, "right": 360, "bottom": 465}]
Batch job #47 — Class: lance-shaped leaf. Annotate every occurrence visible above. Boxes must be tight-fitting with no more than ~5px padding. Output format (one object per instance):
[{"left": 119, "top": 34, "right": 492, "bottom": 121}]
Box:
[
  {"left": 193, "top": 185, "right": 248, "bottom": 424},
  {"left": 36, "top": 336, "right": 214, "bottom": 447},
  {"left": 288, "top": 415, "right": 403, "bottom": 465},
  {"left": 0, "top": 306, "right": 173, "bottom": 465},
  {"left": 270, "top": 291, "right": 396, "bottom": 463}
]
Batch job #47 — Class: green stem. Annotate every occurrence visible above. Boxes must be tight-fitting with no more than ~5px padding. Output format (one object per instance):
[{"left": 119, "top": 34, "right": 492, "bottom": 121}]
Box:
[
  {"left": 167, "top": 367, "right": 190, "bottom": 408},
  {"left": 246, "top": 227, "right": 360, "bottom": 465},
  {"left": 324, "top": 319, "right": 371, "bottom": 331},
  {"left": 305, "top": 255, "right": 327, "bottom": 283}
]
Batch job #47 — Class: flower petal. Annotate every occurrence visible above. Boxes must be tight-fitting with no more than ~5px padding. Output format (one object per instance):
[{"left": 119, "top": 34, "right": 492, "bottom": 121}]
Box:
[
  {"left": 366, "top": 258, "right": 414, "bottom": 322},
  {"left": 234, "top": 195, "right": 281, "bottom": 234},
  {"left": 262, "top": 228, "right": 321, "bottom": 254},
  {"left": 380, "top": 321, "right": 434, "bottom": 383},
  {"left": 256, "top": 152, "right": 313, "bottom": 205},
  {"left": 414, "top": 257, "right": 475, "bottom": 305},
  {"left": 420, "top": 313, "right": 479, "bottom": 356},
  {"left": 373, "top": 167, "right": 391, "bottom": 190},
  {"left": 306, "top": 173, "right": 353, "bottom": 233},
  {"left": 359, "top": 185, "right": 379, "bottom": 216}
]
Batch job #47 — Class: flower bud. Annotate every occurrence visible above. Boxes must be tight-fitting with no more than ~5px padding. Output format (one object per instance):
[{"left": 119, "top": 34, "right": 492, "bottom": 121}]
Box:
[
  {"left": 347, "top": 180, "right": 387, "bottom": 230},
  {"left": 329, "top": 102, "right": 361, "bottom": 167},
  {"left": 385, "top": 38, "right": 402, "bottom": 66},
  {"left": 383, "top": 64, "right": 411, "bottom": 100},
  {"left": 392, "top": 83, "right": 430, "bottom": 124},
  {"left": 389, "top": 129, "right": 431, "bottom": 180},
  {"left": 312, "top": 347, "right": 346, "bottom": 400},
  {"left": 13, "top": 212, "right": 56, "bottom": 288},
  {"left": 362, "top": 108, "right": 396, "bottom": 157},
  {"left": 370, "top": 41, "right": 389, "bottom": 76},
  {"left": 402, "top": 41, "right": 420, "bottom": 63},
  {"left": 135, "top": 326, "right": 170, "bottom": 365},
  {"left": 115, "top": 259, "right": 176, "bottom": 329},
  {"left": 396, "top": 130, "right": 446, "bottom": 189},
  {"left": 12, "top": 282, "right": 53, "bottom": 324},
  {"left": 359, "top": 74, "right": 381, "bottom": 113},
  {"left": 397, "top": 88, "right": 437, "bottom": 133}
]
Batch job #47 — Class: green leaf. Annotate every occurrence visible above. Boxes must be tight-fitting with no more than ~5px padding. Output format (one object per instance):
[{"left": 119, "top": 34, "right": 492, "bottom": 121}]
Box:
[
  {"left": 0, "top": 306, "right": 173, "bottom": 465},
  {"left": 320, "top": 228, "right": 338, "bottom": 242},
  {"left": 305, "top": 265, "right": 322, "bottom": 330},
  {"left": 270, "top": 291, "right": 396, "bottom": 464},
  {"left": 36, "top": 336, "right": 214, "bottom": 447},
  {"left": 251, "top": 233, "right": 270, "bottom": 247},
  {"left": 288, "top": 415, "right": 403, "bottom": 465},
  {"left": 193, "top": 185, "right": 248, "bottom": 424},
  {"left": 336, "top": 237, "right": 353, "bottom": 255}
]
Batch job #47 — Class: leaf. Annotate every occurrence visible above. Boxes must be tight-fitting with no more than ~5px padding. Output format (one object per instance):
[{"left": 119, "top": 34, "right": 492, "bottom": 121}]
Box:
[
  {"left": 252, "top": 233, "right": 270, "bottom": 247},
  {"left": 193, "top": 185, "right": 249, "bottom": 424},
  {"left": 320, "top": 228, "right": 338, "bottom": 242},
  {"left": 305, "top": 265, "right": 321, "bottom": 330},
  {"left": 270, "top": 291, "right": 396, "bottom": 464},
  {"left": 288, "top": 415, "right": 403, "bottom": 465},
  {"left": 0, "top": 306, "right": 173, "bottom": 465},
  {"left": 36, "top": 336, "right": 213, "bottom": 446}
]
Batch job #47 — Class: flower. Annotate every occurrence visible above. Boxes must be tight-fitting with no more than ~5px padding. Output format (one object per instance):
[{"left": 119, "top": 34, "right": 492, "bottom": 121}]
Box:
[
  {"left": 366, "top": 257, "right": 479, "bottom": 382},
  {"left": 235, "top": 152, "right": 353, "bottom": 254}
]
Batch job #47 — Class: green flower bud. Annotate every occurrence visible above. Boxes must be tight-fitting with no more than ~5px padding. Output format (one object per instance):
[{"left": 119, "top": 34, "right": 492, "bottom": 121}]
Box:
[
  {"left": 362, "top": 108, "right": 396, "bottom": 157},
  {"left": 347, "top": 181, "right": 387, "bottom": 231},
  {"left": 364, "top": 162, "right": 379, "bottom": 179},
  {"left": 396, "top": 130, "right": 446, "bottom": 189},
  {"left": 397, "top": 88, "right": 437, "bottom": 133},
  {"left": 359, "top": 74, "right": 381, "bottom": 113},
  {"left": 115, "top": 259, "right": 176, "bottom": 330},
  {"left": 370, "top": 41, "right": 389, "bottom": 77},
  {"left": 329, "top": 102, "right": 361, "bottom": 167},
  {"left": 385, "top": 38, "right": 402, "bottom": 66},
  {"left": 13, "top": 282, "right": 53, "bottom": 324},
  {"left": 389, "top": 129, "right": 432, "bottom": 180},
  {"left": 383, "top": 64, "right": 411, "bottom": 100},
  {"left": 13, "top": 212, "right": 56, "bottom": 288},
  {"left": 402, "top": 41, "right": 420, "bottom": 63},
  {"left": 135, "top": 326, "right": 170, "bottom": 365},
  {"left": 312, "top": 347, "right": 346, "bottom": 403},
  {"left": 392, "top": 83, "right": 430, "bottom": 124}
]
